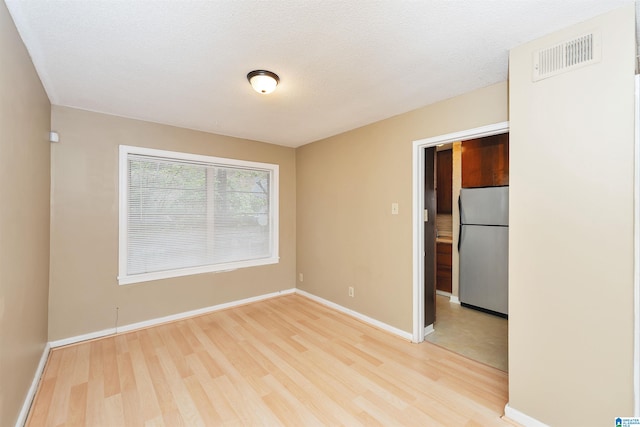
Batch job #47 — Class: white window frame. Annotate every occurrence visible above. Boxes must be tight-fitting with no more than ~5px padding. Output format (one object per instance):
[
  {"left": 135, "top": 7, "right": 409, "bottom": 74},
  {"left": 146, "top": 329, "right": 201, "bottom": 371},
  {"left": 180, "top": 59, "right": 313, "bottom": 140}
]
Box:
[{"left": 118, "top": 145, "right": 279, "bottom": 285}]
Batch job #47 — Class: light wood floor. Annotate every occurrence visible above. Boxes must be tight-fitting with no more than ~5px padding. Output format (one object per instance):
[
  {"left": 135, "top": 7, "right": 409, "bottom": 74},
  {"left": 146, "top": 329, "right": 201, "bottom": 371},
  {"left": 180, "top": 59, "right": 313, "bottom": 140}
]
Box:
[{"left": 27, "top": 294, "right": 512, "bottom": 426}]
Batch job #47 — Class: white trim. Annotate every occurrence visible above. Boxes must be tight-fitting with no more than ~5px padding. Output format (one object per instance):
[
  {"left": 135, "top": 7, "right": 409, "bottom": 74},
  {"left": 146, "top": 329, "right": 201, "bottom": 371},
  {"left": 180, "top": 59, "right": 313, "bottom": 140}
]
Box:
[
  {"left": 50, "top": 289, "right": 296, "bottom": 348},
  {"left": 295, "top": 289, "right": 413, "bottom": 341},
  {"left": 50, "top": 328, "right": 116, "bottom": 348},
  {"left": 634, "top": 74, "right": 640, "bottom": 417},
  {"left": 503, "top": 404, "right": 550, "bottom": 427},
  {"left": 424, "top": 324, "right": 434, "bottom": 336},
  {"left": 414, "top": 122, "right": 510, "bottom": 148},
  {"left": 412, "top": 122, "right": 509, "bottom": 342},
  {"left": 412, "top": 133, "right": 426, "bottom": 342},
  {"left": 118, "top": 144, "right": 128, "bottom": 285},
  {"left": 434, "top": 292, "right": 462, "bottom": 306},
  {"left": 118, "top": 257, "right": 280, "bottom": 286},
  {"left": 15, "top": 343, "right": 50, "bottom": 427},
  {"left": 118, "top": 144, "right": 280, "bottom": 286}
]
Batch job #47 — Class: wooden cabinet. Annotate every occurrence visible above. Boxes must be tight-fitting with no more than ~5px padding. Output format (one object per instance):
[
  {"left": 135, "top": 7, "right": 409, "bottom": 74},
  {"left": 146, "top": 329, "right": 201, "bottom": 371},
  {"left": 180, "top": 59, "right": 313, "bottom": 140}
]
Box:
[
  {"left": 436, "top": 149, "right": 453, "bottom": 214},
  {"left": 436, "top": 242, "right": 452, "bottom": 293},
  {"left": 461, "top": 133, "right": 509, "bottom": 188}
]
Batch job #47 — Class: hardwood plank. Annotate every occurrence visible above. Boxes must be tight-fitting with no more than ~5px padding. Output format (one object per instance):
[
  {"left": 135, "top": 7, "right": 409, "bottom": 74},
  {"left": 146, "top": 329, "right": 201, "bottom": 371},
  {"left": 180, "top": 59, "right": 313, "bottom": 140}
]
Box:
[
  {"left": 213, "top": 374, "right": 281, "bottom": 425},
  {"left": 154, "top": 347, "right": 205, "bottom": 426},
  {"left": 127, "top": 334, "right": 163, "bottom": 422},
  {"left": 356, "top": 390, "right": 438, "bottom": 426},
  {"left": 261, "top": 375, "right": 325, "bottom": 427},
  {"left": 85, "top": 366, "right": 105, "bottom": 426},
  {"left": 157, "top": 325, "right": 192, "bottom": 379},
  {"left": 103, "top": 393, "right": 125, "bottom": 426},
  {"left": 70, "top": 343, "right": 90, "bottom": 386},
  {"left": 48, "top": 345, "right": 77, "bottom": 426},
  {"left": 143, "top": 415, "right": 165, "bottom": 427},
  {"left": 193, "top": 349, "right": 224, "bottom": 379},
  {"left": 120, "top": 387, "right": 144, "bottom": 426},
  {"left": 244, "top": 328, "right": 364, "bottom": 425},
  {"left": 88, "top": 340, "right": 103, "bottom": 382},
  {"left": 26, "top": 294, "right": 514, "bottom": 426},
  {"left": 67, "top": 382, "right": 88, "bottom": 426},
  {"left": 102, "top": 337, "right": 120, "bottom": 398},
  {"left": 186, "top": 357, "right": 243, "bottom": 424},
  {"left": 144, "top": 353, "right": 179, "bottom": 423},
  {"left": 183, "top": 372, "right": 223, "bottom": 426}
]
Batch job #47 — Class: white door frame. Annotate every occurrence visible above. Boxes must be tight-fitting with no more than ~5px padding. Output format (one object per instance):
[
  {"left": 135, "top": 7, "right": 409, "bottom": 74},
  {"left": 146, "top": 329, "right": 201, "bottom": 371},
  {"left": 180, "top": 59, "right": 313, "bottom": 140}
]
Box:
[
  {"left": 634, "top": 75, "right": 639, "bottom": 417},
  {"left": 411, "top": 121, "right": 510, "bottom": 343}
]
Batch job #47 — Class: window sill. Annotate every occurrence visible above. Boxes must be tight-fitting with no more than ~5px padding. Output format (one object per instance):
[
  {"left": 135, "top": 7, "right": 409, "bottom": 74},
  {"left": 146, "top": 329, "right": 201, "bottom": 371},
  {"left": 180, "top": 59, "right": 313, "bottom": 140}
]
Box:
[{"left": 118, "top": 256, "right": 279, "bottom": 285}]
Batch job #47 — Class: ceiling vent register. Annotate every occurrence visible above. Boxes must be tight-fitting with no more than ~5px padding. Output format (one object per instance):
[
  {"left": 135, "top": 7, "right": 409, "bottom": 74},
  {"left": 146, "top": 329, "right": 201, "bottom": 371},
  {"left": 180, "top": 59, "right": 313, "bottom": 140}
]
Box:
[{"left": 533, "top": 31, "right": 601, "bottom": 81}]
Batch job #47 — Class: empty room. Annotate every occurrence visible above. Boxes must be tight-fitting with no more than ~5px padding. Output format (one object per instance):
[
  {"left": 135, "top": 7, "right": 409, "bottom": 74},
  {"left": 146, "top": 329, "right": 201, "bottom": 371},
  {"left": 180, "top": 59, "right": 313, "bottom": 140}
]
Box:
[{"left": 1, "top": 1, "right": 638, "bottom": 426}]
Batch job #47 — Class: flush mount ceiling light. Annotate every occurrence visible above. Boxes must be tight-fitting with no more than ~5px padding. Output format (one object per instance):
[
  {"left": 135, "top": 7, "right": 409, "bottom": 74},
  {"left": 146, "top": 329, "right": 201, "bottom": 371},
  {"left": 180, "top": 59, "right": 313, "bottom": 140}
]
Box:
[{"left": 247, "top": 70, "right": 279, "bottom": 94}]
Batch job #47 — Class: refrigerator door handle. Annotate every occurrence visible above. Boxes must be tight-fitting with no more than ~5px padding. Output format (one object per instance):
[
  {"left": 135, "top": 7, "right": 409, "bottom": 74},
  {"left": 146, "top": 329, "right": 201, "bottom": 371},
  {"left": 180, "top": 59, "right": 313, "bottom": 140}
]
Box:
[{"left": 458, "top": 195, "right": 463, "bottom": 252}]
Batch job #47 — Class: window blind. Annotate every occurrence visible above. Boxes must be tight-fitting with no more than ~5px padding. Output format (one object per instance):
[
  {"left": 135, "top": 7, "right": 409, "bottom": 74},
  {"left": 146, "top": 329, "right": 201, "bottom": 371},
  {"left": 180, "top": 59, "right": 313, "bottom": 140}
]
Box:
[{"left": 119, "top": 147, "right": 277, "bottom": 284}]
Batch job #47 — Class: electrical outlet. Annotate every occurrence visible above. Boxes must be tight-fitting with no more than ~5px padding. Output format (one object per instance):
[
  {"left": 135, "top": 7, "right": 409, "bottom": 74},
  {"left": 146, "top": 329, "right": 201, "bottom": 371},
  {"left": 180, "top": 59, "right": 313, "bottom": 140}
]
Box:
[
  {"left": 348, "top": 286, "right": 354, "bottom": 297},
  {"left": 299, "top": 273, "right": 304, "bottom": 282}
]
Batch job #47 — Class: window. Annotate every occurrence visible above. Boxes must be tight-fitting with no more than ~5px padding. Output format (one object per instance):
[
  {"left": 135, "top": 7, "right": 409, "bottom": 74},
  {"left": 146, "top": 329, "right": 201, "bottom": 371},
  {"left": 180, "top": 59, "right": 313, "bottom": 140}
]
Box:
[{"left": 118, "top": 145, "right": 278, "bottom": 285}]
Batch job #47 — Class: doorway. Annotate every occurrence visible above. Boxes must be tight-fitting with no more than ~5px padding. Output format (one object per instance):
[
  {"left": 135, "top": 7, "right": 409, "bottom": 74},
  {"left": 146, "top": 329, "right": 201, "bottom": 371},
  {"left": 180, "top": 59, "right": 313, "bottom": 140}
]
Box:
[
  {"left": 411, "top": 122, "right": 509, "bottom": 346},
  {"left": 425, "top": 141, "right": 508, "bottom": 371}
]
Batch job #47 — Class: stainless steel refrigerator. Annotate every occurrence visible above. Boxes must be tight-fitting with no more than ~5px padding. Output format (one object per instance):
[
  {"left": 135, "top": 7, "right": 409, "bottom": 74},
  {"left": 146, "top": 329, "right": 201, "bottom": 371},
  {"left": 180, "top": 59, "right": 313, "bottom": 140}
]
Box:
[{"left": 459, "top": 186, "right": 509, "bottom": 316}]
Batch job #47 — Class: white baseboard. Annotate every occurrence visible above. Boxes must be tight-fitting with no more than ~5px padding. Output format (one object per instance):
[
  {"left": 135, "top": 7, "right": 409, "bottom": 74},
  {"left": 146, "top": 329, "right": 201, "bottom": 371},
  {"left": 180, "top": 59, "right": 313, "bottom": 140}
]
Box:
[
  {"left": 424, "top": 324, "right": 434, "bottom": 336},
  {"left": 435, "top": 290, "right": 461, "bottom": 305},
  {"left": 295, "top": 289, "right": 413, "bottom": 341},
  {"left": 436, "top": 290, "right": 460, "bottom": 304},
  {"left": 504, "top": 404, "right": 549, "bottom": 427},
  {"left": 50, "top": 288, "right": 297, "bottom": 348},
  {"left": 15, "top": 343, "right": 50, "bottom": 427},
  {"left": 50, "top": 327, "right": 116, "bottom": 348}
]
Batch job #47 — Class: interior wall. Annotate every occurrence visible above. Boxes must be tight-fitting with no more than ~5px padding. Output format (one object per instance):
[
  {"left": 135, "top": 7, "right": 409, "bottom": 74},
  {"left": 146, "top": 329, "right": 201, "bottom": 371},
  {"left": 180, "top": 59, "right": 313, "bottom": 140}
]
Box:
[
  {"left": 508, "top": 5, "right": 635, "bottom": 424},
  {"left": 296, "top": 82, "right": 508, "bottom": 332},
  {"left": 49, "top": 106, "right": 296, "bottom": 341},
  {"left": 0, "top": 2, "right": 51, "bottom": 426}
]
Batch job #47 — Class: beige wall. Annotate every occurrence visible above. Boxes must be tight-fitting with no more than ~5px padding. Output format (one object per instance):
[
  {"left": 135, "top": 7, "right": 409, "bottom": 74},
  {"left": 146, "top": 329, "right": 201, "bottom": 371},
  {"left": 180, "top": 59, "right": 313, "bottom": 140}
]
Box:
[
  {"left": 49, "top": 107, "right": 296, "bottom": 341},
  {"left": 509, "top": 5, "right": 635, "bottom": 424},
  {"left": 0, "top": 2, "right": 51, "bottom": 426},
  {"left": 296, "top": 82, "right": 508, "bottom": 332}
]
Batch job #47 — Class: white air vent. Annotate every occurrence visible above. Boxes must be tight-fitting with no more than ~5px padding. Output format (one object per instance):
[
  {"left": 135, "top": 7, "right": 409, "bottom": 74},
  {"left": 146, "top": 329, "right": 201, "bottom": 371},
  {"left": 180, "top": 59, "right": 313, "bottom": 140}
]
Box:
[{"left": 533, "top": 31, "right": 601, "bottom": 81}]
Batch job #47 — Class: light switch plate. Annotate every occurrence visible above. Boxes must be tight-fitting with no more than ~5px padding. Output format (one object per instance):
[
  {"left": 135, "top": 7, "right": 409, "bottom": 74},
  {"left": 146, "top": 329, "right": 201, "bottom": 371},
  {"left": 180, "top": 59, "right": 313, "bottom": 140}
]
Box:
[{"left": 391, "top": 203, "right": 399, "bottom": 215}]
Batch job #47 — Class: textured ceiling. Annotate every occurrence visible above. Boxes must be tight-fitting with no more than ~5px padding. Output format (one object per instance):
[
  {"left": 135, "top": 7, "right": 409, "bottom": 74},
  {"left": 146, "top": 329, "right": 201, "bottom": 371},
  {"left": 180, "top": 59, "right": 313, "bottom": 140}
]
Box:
[{"left": 5, "top": 0, "right": 633, "bottom": 147}]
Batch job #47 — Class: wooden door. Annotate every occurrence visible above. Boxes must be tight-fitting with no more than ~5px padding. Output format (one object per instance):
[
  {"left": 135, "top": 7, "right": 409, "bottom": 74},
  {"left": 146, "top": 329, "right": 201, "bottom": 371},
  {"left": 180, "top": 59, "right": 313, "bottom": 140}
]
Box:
[
  {"left": 424, "top": 147, "right": 437, "bottom": 327},
  {"left": 436, "top": 242, "right": 452, "bottom": 293},
  {"left": 436, "top": 149, "right": 453, "bottom": 214}
]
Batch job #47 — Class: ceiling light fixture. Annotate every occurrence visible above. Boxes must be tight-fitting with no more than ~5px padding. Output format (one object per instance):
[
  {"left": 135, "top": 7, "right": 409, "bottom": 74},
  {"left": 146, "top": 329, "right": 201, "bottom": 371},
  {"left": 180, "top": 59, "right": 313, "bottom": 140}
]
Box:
[{"left": 247, "top": 70, "right": 279, "bottom": 94}]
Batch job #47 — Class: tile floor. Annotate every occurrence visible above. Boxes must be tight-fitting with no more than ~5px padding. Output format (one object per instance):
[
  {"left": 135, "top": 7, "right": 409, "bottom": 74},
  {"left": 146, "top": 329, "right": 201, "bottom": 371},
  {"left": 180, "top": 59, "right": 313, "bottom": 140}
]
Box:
[{"left": 425, "top": 294, "right": 508, "bottom": 371}]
